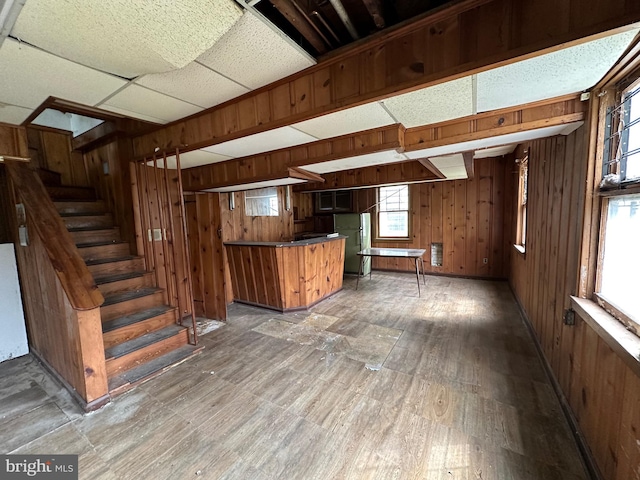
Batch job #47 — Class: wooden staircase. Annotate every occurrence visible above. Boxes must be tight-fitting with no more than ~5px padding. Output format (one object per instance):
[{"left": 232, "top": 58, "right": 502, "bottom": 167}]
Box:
[{"left": 42, "top": 169, "right": 199, "bottom": 395}]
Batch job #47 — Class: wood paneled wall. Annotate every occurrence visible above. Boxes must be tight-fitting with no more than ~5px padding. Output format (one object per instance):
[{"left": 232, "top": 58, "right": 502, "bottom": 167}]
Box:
[
  {"left": 132, "top": 164, "right": 192, "bottom": 320},
  {"left": 220, "top": 188, "right": 294, "bottom": 243},
  {"left": 509, "top": 128, "right": 640, "bottom": 480},
  {"left": 83, "top": 138, "right": 137, "bottom": 250},
  {"left": 349, "top": 156, "right": 513, "bottom": 278},
  {"left": 27, "top": 126, "right": 89, "bottom": 187},
  {"left": 185, "top": 193, "right": 226, "bottom": 320}
]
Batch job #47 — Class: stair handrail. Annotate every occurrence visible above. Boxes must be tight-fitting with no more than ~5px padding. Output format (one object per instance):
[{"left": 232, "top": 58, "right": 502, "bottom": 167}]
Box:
[{"left": 5, "top": 160, "right": 104, "bottom": 310}]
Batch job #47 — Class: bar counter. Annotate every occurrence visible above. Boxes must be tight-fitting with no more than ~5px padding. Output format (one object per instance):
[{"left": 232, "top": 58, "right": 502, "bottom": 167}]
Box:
[{"left": 224, "top": 235, "right": 346, "bottom": 312}]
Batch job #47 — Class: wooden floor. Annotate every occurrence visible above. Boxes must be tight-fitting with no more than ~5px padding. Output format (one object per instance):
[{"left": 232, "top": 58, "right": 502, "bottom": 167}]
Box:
[{"left": 0, "top": 272, "right": 588, "bottom": 479}]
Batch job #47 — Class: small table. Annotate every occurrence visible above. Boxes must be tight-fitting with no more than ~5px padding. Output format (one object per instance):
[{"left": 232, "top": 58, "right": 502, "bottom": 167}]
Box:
[{"left": 356, "top": 248, "right": 427, "bottom": 296}]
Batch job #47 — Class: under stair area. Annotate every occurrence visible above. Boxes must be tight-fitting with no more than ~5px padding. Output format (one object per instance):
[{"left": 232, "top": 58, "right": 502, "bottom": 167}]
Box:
[{"left": 41, "top": 169, "right": 200, "bottom": 395}]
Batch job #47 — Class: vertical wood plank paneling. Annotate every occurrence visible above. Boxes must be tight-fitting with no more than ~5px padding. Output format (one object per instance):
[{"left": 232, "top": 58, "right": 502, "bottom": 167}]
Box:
[{"left": 509, "top": 126, "right": 640, "bottom": 480}]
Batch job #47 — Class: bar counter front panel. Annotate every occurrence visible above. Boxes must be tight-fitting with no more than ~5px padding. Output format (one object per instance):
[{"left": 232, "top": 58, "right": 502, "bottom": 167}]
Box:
[{"left": 224, "top": 236, "right": 346, "bottom": 312}]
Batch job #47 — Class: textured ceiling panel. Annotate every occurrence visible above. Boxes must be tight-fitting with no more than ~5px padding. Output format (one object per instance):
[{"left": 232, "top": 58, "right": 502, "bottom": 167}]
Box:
[
  {"left": 0, "top": 103, "right": 32, "bottom": 125},
  {"left": 198, "top": 13, "right": 315, "bottom": 90},
  {"left": 429, "top": 154, "right": 464, "bottom": 169},
  {"left": 98, "top": 105, "right": 165, "bottom": 124},
  {"left": 477, "top": 30, "right": 638, "bottom": 112},
  {"left": 101, "top": 85, "right": 202, "bottom": 123},
  {"left": 11, "top": 0, "right": 243, "bottom": 78},
  {"left": 405, "top": 122, "right": 584, "bottom": 160},
  {"left": 205, "top": 178, "right": 306, "bottom": 193},
  {"left": 157, "top": 150, "right": 233, "bottom": 169},
  {"left": 0, "top": 39, "right": 126, "bottom": 109},
  {"left": 293, "top": 103, "right": 395, "bottom": 139},
  {"left": 205, "top": 126, "right": 317, "bottom": 158},
  {"left": 136, "top": 62, "right": 249, "bottom": 108},
  {"left": 382, "top": 77, "right": 474, "bottom": 127},
  {"left": 474, "top": 144, "right": 516, "bottom": 159},
  {"left": 438, "top": 166, "right": 467, "bottom": 179},
  {"left": 302, "top": 150, "right": 408, "bottom": 174}
]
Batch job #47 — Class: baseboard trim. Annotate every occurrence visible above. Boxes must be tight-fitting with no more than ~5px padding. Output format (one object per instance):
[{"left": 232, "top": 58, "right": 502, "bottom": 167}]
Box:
[
  {"left": 507, "top": 284, "right": 603, "bottom": 480},
  {"left": 30, "top": 348, "right": 110, "bottom": 413}
]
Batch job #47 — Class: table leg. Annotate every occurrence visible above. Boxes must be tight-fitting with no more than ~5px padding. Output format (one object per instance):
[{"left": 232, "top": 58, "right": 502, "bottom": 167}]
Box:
[
  {"left": 415, "top": 257, "right": 421, "bottom": 297},
  {"left": 356, "top": 255, "right": 363, "bottom": 290}
]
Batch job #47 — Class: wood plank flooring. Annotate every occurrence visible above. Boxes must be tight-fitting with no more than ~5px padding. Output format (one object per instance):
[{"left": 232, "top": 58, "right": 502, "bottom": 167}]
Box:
[{"left": 0, "top": 272, "right": 588, "bottom": 479}]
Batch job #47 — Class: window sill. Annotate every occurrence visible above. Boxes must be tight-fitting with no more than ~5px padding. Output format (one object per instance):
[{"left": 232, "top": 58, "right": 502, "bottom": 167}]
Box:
[
  {"left": 374, "top": 238, "right": 412, "bottom": 243},
  {"left": 513, "top": 244, "right": 525, "bottom": 255},
  {"left": 570, "top": 296, "right": 640, "bottom": 378}
]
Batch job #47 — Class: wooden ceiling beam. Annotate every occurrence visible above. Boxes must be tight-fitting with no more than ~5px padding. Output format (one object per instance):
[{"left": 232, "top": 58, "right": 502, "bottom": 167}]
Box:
[
  {"left": 404, "top": 95, "right": 588, "bottom": 152},
  {"left": 462, "top": 151, "right": 474, "bottom": 179},
  {"left": 131, "top": 0, "right": 639, "bottom": 160},
  {"left": 292, "top": 159, "right": 439, "bottom": 192},
  {"left": 182, "top": 124, "right": 403, "bottom": 191}
]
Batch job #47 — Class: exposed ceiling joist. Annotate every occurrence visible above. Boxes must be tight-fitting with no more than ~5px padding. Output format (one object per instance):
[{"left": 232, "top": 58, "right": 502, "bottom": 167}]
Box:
[
  {"left": 288, "top": 166, "right": 325, "bottom": 182},
  {"left": 463, "top": 151, "right": 474, "bottom": 179},
  {"left": 362, "top": 0, "right": 385, "bottom": 29},
  {"left": 269, "top": 0, "right": 328, "bottom": 53}
]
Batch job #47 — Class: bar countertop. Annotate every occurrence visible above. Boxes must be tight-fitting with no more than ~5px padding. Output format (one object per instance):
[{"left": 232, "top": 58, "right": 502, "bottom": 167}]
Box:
[{"left": 224, "top": 234, "right": 347, "bottom": 248}]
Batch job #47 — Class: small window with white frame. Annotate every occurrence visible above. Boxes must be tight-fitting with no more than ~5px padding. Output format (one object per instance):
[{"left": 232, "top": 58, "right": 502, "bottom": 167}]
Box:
[
  {"left": 377, "top": 185, "right": 410, "bottom": 239},
  {"left": 244, "top": 187, "right": 279, "bottom": 216},
  {"left": 515, "top": 152, "right": 529, "bottom": 252}
]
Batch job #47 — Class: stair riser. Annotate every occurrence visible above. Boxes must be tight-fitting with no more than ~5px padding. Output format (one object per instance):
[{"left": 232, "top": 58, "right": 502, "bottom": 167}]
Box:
[
  {"left": 106, "top": 329, "right": 188, "bottom": 377},
  {"left": 79, "top": 243, "right": 131, "bottom": 262},
  {"left": 71, "top": 228, "right": 121, "bottom": 245},
  {"left": 88, "top": 258, "right": 145, "bottom": 278},
  {"left": 55, "top": 201, "right": 107, "bottom": 215},
  {"left": 101, "top": 291, "right": 166, "bottom": 322},
  {"left": 103, "top": 310, "right": 177, "bottom": 350},
  {"left": 38, "top": 170, "right": 62, "bottom": 187},
  {"left": 98, "top": 273, "right": 154, "bottom": 297},
  {"left": 47, "top": 186, "right": 96, "bottom": 201},
  {"left": 63, "top": 214, "right": 114, "bottom": 230}
]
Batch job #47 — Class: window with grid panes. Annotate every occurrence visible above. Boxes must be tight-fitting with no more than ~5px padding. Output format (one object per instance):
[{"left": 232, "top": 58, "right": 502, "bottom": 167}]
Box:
[{"left": 377, "top": 185, "right": 409, "bottom": 239}]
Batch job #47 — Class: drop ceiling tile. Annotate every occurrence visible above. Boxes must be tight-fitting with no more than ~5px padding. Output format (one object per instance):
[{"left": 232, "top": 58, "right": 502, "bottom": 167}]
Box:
[
  {"left": 293, "top": 103, "right": 396, "bottom": 139},
  {"left": 474, "top": 145, "right": 516, "bottom": 159},
  {"left": 12, "top": 0, "right": 242, "bottom": 78},
  {"left": 158, "top": 150, "right": 233, "bottom": 169},
  {"left": 477, "top": 30, "right": 638, "bottom": 112},
  {"left": 302, "top": 150, "right": 407, "bottom": 174},
  {"left": 136, "top": 62, "right": 249, "bottom": 108},
  {"left": 439, "top": 166, "right": 468, "bottom": 179},
  {"left": 0, "top": 104, "right": 32, "bottom": 125},
  {"left": 98, "top": 105, "right": 165, "bottom": 124},
  {"left": 205, "top": 126, "right": 317, "bottom": 158},
  {"left": 101, "top": 85, "right": 202, "bottom": 123},
  {"left": 429, "top": 154, "right": 465, "bottom": 169},
  {"left": 197, "top": 13, "right": 315, "bottom": 89},
  {"left": 382, "top": 77, "right": 474, "bottom": 127},
  {"left": 405, "top": 122, "right": 583, "bottom": 160},
  {"left": 0, "top": 38, "right": 126, "bottom": 110}
]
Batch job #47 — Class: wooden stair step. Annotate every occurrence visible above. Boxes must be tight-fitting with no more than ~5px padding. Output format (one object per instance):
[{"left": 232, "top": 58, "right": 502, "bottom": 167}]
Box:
[
  {"left": 87, "top": 255, "right": 144, "bottom": 277},
  {"left": 38, "top": 168, "right": 62, "bottom": 187},
  {"left": 77, "top": 242, "right": 130, "bottom": 262},
  {"left": 101, "top": 287, "right": 165, "bottom": 322},
  {"left": 70, "top": 227, "right": 121, "bottom": 245},
  {"left": 95, "top": 271, "right": 154, "bottom": 296},
  {"left": 108, "top": 345, "right": 202, "bottom": 396},
  {"left": 105, "top": 325, "right": 189, "bottom": 377},
  {"left": 47, "top": 185, "right": 96, "bottom": 201},
  {"left": 102, "top": 305, "right": 177, "bottom": 349},
  {"left": 62, "top": 213, "right": 114, "bottom": 230},
  {"left": 55, "top": 200, "right": 107, "bottom": 215}
]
